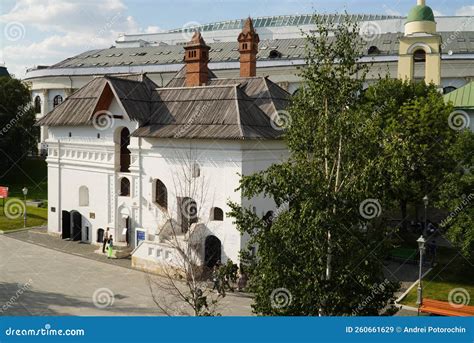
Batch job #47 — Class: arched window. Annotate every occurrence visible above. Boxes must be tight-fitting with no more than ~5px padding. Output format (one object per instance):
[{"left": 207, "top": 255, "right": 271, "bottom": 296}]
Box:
[
  {"left": 192, "top": 162, "right": 200, "bottom": 178},
  {"left": 79, "top": 186, "right": 89, "bottom": 206},
  {"left": 119, "top": 178, "right": 130, "bottom": 196},
  {"left": 367, "top": 46, "right": 380, "bottom": 55},
  {"left": 443, "top": 86, "right": 457, "bottom": 95},
  {"left": 269, "top": 49, "right": 282, "bottom": 59},
  {"left": 154, "top": 179, "right": 168, "bottom": 209},
  {"left": 413, "top": 49, "right": 426, "bottom": 81},
  {"left": 210, "top": 207, "right": 224, "bottom": 221},
  {"left": 120, "top": 127, "right": 131, "bottom": 172},
  {"left": 263, "top": 210, "right": 274, "bottom": 226},
  {"left": 53, "top": 95, "right": 63, "bottom": 108},
  {"left": 34, "top": 96, "right": 41, "bottom": 113}
]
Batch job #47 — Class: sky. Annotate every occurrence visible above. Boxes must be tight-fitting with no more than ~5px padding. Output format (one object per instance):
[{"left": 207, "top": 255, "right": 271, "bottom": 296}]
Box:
[{"left": 0, "top": 0, "right": 473, "bottom": 78}]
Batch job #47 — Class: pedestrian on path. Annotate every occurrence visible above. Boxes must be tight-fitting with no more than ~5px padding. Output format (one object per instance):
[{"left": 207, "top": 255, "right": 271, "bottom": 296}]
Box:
[
  {"left": 107, "top": 235, "right": 114, "bottom": 259},
  {"left": 102, "top": 227, "right": 110, "bottom": 253}
]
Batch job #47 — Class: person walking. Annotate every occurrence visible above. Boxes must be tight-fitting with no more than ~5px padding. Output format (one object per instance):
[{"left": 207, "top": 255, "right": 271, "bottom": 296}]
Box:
[
  {"left": 107, "top": 235, "right": 114, "bottom": 259},
  {"left": 102, "top": 227, "right": 110, "bottom": 253}
]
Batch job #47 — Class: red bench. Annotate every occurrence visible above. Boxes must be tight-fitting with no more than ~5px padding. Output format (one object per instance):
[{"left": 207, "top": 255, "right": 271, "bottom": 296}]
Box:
[{"left": 420, "top": 298, "right": 474, "bottom": 316}]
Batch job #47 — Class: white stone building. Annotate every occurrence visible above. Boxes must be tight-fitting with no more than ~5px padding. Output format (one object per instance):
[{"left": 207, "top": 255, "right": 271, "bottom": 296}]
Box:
[{"left": 38, "top": 21, "right": 290, "bottom": 272}]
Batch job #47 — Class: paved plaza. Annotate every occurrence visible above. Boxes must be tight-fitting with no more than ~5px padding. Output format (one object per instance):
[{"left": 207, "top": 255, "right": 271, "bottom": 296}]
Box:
[
  {"left": 0, "top": 231, "right": 252, "bottom": 316},
  {"left": 0, "top": 228, "right": 425, "bottom": 316}
]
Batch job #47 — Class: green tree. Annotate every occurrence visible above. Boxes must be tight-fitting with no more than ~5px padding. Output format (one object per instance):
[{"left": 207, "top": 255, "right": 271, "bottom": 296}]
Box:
[
  {"left": 228, "top": 17, "right": 398, "bottom": 316},
  {"left": 437, "top": 128, "right": 474, "bottom": 261},
  {"left": 0, "top": 76, "right": 38, "bottom": 176},
  {"left": 361, "top": 79, "right": 459, "bottom": 230}
]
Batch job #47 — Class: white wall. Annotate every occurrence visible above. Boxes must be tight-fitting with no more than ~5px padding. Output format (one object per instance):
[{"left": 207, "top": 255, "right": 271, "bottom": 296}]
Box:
[{"left": 45, "top": 91, "right": 288, "bottom": 266}]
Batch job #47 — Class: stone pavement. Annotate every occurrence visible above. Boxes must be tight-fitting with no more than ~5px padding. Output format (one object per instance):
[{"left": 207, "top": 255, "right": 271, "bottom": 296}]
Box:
[
  {"left": 1, "top": 228, "right": 427, "bottom": 316},
  {"left": 0, "top": 233, "right": 253, "bottom": 316},
  {"left": 4, "top": 227, "right": 132, "bottom": 269}
]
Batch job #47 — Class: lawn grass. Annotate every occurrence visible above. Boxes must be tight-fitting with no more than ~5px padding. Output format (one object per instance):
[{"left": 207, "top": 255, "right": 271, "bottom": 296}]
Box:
[
  {"left": 0, "top": 200, "right": 48, "bottom": 232},
  {"left": 1, "top": 159, "right": 47, "bottom": 200},
  {"left": 399, "top": 239, "right": 474, "bottom": 307}
]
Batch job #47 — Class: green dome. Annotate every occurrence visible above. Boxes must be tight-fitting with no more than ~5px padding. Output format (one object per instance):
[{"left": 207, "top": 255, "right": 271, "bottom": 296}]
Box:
[{"left": 406, "top": 5, "right": 435, "bottom": 23}]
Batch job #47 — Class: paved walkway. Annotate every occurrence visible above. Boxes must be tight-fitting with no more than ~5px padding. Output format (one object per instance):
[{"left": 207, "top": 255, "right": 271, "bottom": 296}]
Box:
[
  {"left": 5, "top": 227, "right": 132, "bottom": 269},
  {"left": 1, "top": 228, "right": 426, "bottom": 316},
  {"left": 0, "top": 233, "right": 253, "bottom": 316}
]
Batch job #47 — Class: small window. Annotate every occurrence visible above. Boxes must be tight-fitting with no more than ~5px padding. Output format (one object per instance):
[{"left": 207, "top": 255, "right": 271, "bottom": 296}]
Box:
[
  {"left": 210, "top": 207, "right": 224, "bottom": 221},
  {"left": 53, "top": 95, "right": 63, "bottom": 108},
  {"left": 68, "top": 132, "right": 72, "bottom": 137},
  {"left": 263, "top": 210, "right": 274, "bottom": 225},
  {"left": 34, "top": 96, "right": 41, "bottom": 113},
  {"left": 97, "top": 133, "right": 101, "bottom": 139},
  {"left": 443, "top": 86, "right": 457, "bottom": 95},
  {"left": 269, "top": 50, "right": 282, "bottom": 59},
  {"left": 119, "top": 178, "right": 130, "bottom": 196},
  {"left": 413, "top": 49, "right": 426, "bottom": 62},
  {"left": 79, "top": 186, "right": 89, "bottom": 206},
  {"left": 154, "top": 179, "right": 168, "bottom": 209},
  {"left": 367, "top": 46, "right": 380, "bottom": 55},
  {"left": 192, "top": 163, "right": 200, "bottom": 178}
]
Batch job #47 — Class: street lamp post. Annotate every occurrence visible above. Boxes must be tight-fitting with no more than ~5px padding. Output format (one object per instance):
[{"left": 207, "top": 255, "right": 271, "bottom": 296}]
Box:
[
  {"left": 423, "top": 195, "right": 429, "bottom": 235},
  {"left": 416, "top": 235, "right": 426, "bottom": 315},
  {"left": 22, "top": 187, "right": 28, "bottom": 228}
]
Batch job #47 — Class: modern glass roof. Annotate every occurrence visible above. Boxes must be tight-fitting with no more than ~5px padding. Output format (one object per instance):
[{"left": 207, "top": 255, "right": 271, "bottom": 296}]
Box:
[{"left": 166, "top": 14, "right": 403, "bottom": 34}]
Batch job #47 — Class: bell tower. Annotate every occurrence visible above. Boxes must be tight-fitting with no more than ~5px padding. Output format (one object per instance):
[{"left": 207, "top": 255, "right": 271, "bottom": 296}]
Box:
[{"left": 398, "top": 0, "right": 442, "bottom": 86}]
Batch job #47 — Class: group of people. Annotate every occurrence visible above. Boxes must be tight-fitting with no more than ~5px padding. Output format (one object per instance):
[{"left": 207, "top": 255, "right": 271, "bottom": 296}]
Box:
[
  {"left": 101, "top": 227, "right": 114, "bottom": 258},
  {"left": 211, "top": 260, "right": 248, "bottom": 296}
]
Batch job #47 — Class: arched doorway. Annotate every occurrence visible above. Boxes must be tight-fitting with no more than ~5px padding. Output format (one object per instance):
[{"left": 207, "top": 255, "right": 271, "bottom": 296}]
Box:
[
  {"left": 204, "top": 235, "right": 222, "bottom": 268},
  {"left": 61, "top": 210, "right": 71, "bottom": 239},
  {"left": 97, "top": 228, "right": 104, "bottom": 243},
  {"left": 71, "top": 211, "right": 82, "bottom": 241}
]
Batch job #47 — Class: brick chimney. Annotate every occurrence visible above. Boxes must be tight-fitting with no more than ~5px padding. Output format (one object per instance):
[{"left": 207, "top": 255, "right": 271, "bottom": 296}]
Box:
[
  {"left": 238, "top": 17, "right": 260, "bottom": 77},
  {"left": 184, "top": 31, "right": 210, "bottom": 87}
]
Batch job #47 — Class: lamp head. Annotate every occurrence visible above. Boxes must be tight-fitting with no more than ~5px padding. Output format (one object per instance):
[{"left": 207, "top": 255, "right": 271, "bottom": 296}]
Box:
[
  {"left": 417, "top": 235, "right": 426, "bottom": 250},
  {"left": 22, "top": 187, "right": 28, "bottom": 196},
  {"left": 423, "top": 195, "right": 429, "bottom": 206}
]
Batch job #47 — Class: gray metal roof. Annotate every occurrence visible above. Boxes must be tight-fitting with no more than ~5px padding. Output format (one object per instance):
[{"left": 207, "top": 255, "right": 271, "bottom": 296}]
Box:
[
  {"left": 37, "top": 70, "right": 290, "bottom": 140},
  {"left": 46, "top": 31, "right": 474, "bottom": 71}
]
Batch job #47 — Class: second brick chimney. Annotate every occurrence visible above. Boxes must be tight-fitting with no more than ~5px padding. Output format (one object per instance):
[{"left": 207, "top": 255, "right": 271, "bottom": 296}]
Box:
[
  {"left": 184, "top": 31, "right": 210, "bottom": 87},
  {"left": 238, "top": 17, "right": 260, "bottom": 78}
]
